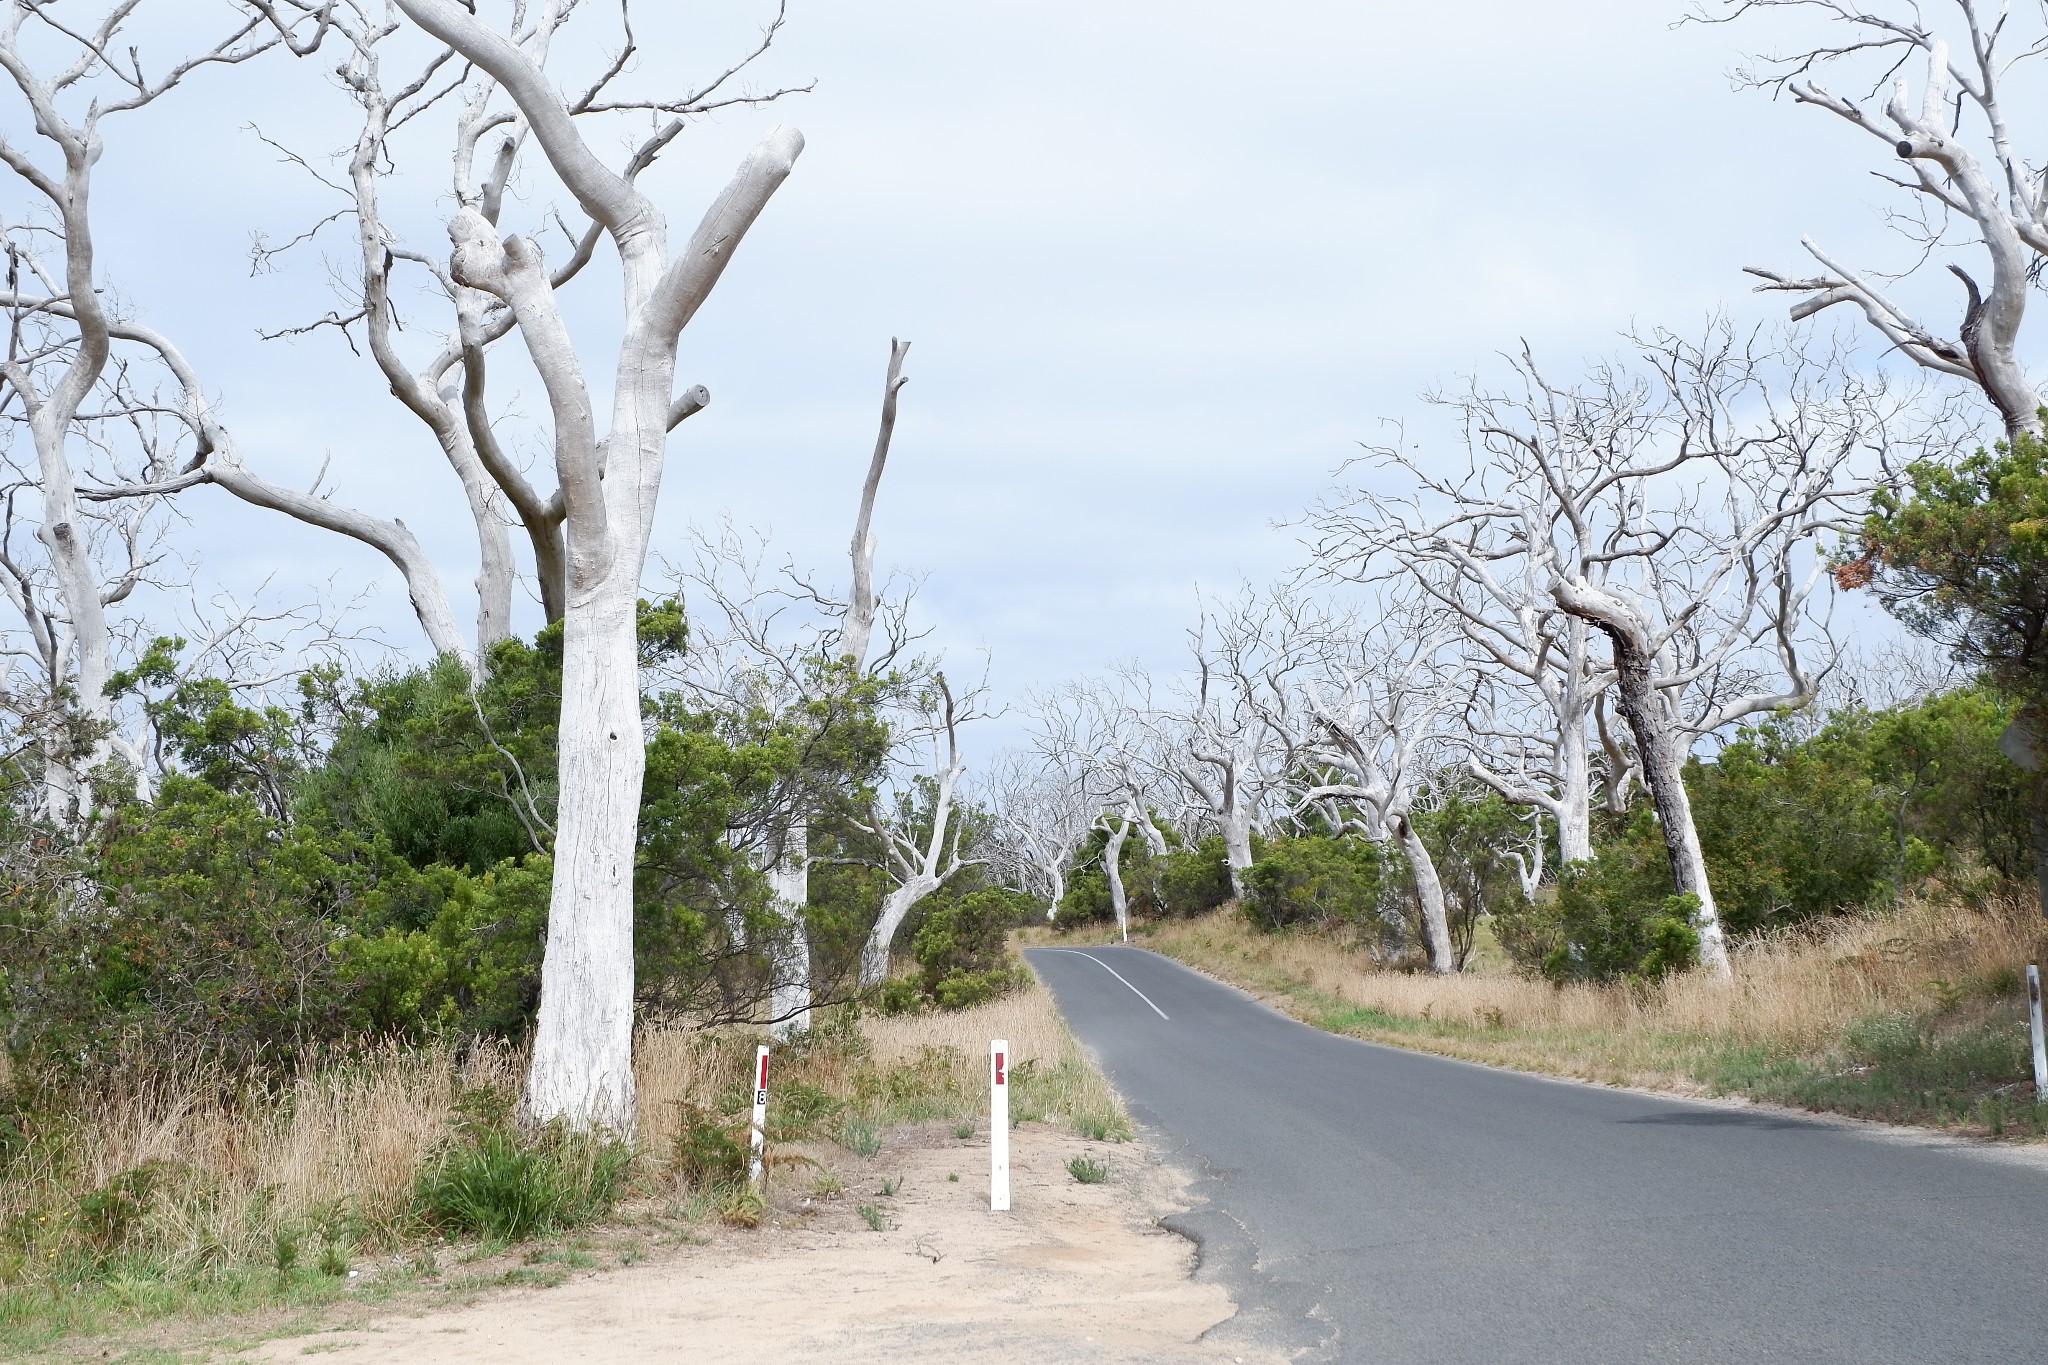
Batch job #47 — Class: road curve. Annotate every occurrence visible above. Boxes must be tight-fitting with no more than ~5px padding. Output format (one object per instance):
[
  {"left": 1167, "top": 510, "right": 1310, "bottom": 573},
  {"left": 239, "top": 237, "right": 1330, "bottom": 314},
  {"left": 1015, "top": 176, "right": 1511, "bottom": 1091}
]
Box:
[{"left": 1027, "top": 945, "right": 2048, "bottom": 1364}]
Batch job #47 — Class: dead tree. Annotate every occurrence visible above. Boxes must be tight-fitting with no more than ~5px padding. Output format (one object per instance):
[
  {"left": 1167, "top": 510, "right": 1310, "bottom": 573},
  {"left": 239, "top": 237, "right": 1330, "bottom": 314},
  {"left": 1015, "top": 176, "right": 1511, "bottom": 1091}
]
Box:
[
  {"left": 1315, "top": 325, "right": 1903, "bottom": 978},
  {"left": 383, "top": 0, "right": 803, "bottom": 1130},
  {"left": 1292, "top": 602, "right": 1465, "bottom": 975},
  {"left": 1711, "top": 0, "right": 2048, "bottom": 433}
]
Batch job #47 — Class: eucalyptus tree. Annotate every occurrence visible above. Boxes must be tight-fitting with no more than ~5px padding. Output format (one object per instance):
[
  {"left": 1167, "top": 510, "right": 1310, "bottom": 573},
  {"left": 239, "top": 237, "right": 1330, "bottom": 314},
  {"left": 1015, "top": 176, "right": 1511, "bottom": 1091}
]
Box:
[
  {"left": 0, "top": 2, "right": 360, "bottom": 817},
  {"left": 1319, "top": 325, "right": 1900, "bottom": 978},
  {"left": 351, "top": 0, "right": 808, "bottom": 1130},
  {"left": 1713, "top": 0, "right": 2048, "bottom": 434},
  {"left": 1307, "top": 483, "right": 1606, "bottom": 865},
  {"left": 1121, "top": 589, "right": 1313, "bottom": 900},
  {"left": 856, "top": 669, "right": 985, "bottom": 987},
  {"left": 1026, "top": 679, "right": 1164, "bottom": 939},
  {"left": 694, "top": 340, "right": 911, "bottom": 1031},
  {"left": 1292, "top": 602, "right": 1466, "bottom": 975},
  {"left": 983, "top": 748, "right": 1092, "bottom": 917}
]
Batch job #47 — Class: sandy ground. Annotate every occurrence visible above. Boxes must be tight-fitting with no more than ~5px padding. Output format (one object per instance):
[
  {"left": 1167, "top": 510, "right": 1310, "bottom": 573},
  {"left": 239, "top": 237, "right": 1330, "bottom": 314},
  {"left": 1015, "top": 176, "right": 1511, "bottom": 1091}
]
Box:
[{"left": 241, "top": 1122, "right": 1279, "bottom": 1364}]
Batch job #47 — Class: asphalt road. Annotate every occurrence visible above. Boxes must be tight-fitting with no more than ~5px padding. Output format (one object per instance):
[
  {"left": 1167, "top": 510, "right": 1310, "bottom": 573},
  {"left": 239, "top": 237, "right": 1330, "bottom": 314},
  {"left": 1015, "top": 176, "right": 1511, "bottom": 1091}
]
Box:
[{"left": 1026, "top": 945, "right": 2048, "bottom": 1364}]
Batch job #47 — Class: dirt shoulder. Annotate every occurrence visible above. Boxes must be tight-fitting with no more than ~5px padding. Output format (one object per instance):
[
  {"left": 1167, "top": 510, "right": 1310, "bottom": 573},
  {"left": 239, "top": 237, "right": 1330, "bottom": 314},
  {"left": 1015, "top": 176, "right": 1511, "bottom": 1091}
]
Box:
[{"left": 238, "top": 1121, "right": 1274, "bottom": 1365}]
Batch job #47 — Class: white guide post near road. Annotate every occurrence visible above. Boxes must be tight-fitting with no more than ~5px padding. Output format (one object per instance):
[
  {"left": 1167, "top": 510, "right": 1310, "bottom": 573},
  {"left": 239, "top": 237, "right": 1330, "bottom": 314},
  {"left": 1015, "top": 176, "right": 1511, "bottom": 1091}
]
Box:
[
  {"left": 2028, "top": 968, "right": 2047, "bottom": 1101},
  {"left": 991, "top": 1039, "right": 1010, "bottom": 1212},
  {"left": 749, "top": 1046, "right": 770, "bottom": 1189}
]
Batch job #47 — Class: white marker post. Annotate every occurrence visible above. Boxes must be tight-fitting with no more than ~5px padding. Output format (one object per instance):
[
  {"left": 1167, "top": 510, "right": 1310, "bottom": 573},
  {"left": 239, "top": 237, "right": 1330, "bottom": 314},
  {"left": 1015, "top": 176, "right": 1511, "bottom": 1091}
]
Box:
[
  {"left": 748, "top": 1044, "right": 770, "bottom": 1189},
  {"left": 990, "top": 1039, "right": 1010, "bottom": 1212},
  {"left": 2029, "top": 967, "right": 2047, "bottom": 1102}
]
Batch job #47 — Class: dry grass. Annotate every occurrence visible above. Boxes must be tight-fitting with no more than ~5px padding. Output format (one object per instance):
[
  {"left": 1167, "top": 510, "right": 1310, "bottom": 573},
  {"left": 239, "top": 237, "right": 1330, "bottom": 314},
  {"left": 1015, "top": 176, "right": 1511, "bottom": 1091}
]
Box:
[
  {"left": 0, "top": 965, "right": 1121, "bottom": 1353},
  {"left": 634, "top": 966, "right": 1123, "bottom": 1157},
  {"left": 1130, "top": 899, "right": 2048, "bottom": 1111},
  {"left": 0, "top": 1042, "right": 520, "bottom": 1279}
]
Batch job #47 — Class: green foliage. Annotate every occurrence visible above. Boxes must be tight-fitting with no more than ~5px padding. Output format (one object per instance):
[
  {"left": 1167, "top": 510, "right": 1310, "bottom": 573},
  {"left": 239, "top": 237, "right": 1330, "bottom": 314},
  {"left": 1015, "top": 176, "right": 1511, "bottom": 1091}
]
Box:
[
  {"left": 1492, "top": 813, "right": 1700, "bottom": 984},
  {"left": 73, "top": 1163, "right": 167, "bottom": 1264},
  {"left": 412, "top": 1091, "right": 633, "bottom": 1241},
  {"left": 3, "top": 601, "right": 905, "bottom": 1081},
  {"left": 1854, "top": 431, "right": 2048, "bottom": 703},
  {"left": 1414, "top": 793, "right": 1529, "bottom": 968},
  {"left": 838, "top": 1117, "right": 882, "bottom": 1157},
  {"left": 666, "top": 1102, "right": 748, "bottom": 1190},
  {"left": 1241, "top": 835, "right": 1383, "bottom": 931},
  {"left": 879, "top": 887, "right": 1033, "bottom": 1013},
  {"left": 1483, "top": 688, "right": 2033, "bottom": 982},
  {"left": 1732, "top": 1007, "right": 2048, "bottom": 1135},
  {"left": 1154, "top": 834, "right": 1235, "bottom": 916},
  {"left": 1066, "top": 1155, "right": 1109, "bottom": 1184}
]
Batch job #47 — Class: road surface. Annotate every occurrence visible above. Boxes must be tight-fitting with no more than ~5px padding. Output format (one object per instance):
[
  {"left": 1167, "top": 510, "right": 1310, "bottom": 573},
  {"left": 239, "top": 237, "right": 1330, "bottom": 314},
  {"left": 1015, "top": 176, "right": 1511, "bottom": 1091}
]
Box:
[{"left": 1027, "top": 945, "right": 2048, "bottom": 1364}]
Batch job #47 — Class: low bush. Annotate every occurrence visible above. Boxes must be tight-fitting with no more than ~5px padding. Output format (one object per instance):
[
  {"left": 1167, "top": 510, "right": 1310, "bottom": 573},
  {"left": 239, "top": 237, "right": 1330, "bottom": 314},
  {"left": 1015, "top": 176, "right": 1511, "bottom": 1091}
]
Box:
[
  {"left": 878, "top": 888, "right": 1033, "bottom": 1013},
  {"left": 411, "top": 1090, "right": 632, "bottom": 1241},
  {"left": 1491, "top": 813, "right": 1699, "bottom": 984},
  {"left": 666, "top": 1102, "right": 749, "bottom": 1190},
  {"left": 1242, "top": 835, "right": 1383, "bottom": 931}
]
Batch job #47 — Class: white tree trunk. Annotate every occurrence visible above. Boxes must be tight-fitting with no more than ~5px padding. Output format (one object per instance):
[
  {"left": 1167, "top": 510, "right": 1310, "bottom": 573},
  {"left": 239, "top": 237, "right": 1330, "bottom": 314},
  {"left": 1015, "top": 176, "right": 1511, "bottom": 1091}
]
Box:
[
  {"left": 862, "top": 874, "right": 938, "bottom": 987},
  {"left": 520, "top": 576, "right": 644, "bottom": 1131},
  {"left": 1558, "top": 582, "right": 1734, "bottom": 980},
  {"left": 1556, "top": 707, "right": 1594, "bottom": 864},
  {"left": 1102, "top": 816, "right": 1133, "bottom": 943},
  {"left": 401, "top": 0, "right": 803, "bottom": 1132},
  {"left": 1221, "top": 801, "right": 1254, "bottom": 900},
  {"left": 766, "top": 816, "right": 811, "bottom": 1039},
  {"left": 1395, "top": 813, "right": 1457, "bottom": 975}
]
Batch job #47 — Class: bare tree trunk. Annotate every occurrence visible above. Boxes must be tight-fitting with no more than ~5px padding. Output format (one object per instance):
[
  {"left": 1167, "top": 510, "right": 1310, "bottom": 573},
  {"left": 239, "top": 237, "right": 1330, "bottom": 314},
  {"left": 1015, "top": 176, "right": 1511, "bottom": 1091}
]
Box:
[
  {"left": 1601, "top": 623, "right": 1733, "bottom": 980},
  {"left": 1102, "top": 814, "right": 1133, "bottom": 943},
  {"left": 1395, "top": 813, "right": 1456, "bottom": 975},
  {"left": 522, "top": 576, "right": 644, "bottom": 1129},
  {"left": 403, "top": 0, "right": 803, "bottom": 1132},
  {"left": 1221, "top": 801, "right": 1253, "bottom": 900},
  {"left": 862, "top": 873, "right": 937, "bottom": 987},
  {"left": 841, "top": 338, "right": 908, "bottom": 668},
  {"left": 765, "top": 817, "right": 811, "bottom": 1039},
  {"left": 1556, "top": 704, "right": 1593, "bottom": 864}
]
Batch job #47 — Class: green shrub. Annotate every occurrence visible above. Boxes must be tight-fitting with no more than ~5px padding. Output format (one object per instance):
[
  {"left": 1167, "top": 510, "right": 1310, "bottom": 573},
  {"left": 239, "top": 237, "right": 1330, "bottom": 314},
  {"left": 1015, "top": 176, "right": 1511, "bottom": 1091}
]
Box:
[
  {"left": 765, "top": 1081, "right": 843, "bottom": 1142},
  {"left": 931, "top": 967, "right": 1027, "bottom": 1010},
  {"left": 1242, "top": 835, "right": 1382, "bottom": 931},
  {"left": 877, "top": 887, "right": 1033, "bottom": 1014},
  {"left": 412, "top": 1093, "right": 632, "bottom": 1241},
  {"left": 874, "top": 978, "right": 924, "bottom": 1016},
  {"left": 1155, "top": 836, "right": 1235, "bottom": 916},
  {"left": 1066, "top": 1155, "right": 1109, "bottom": 1184},
  {"left": 73, "top": 1164, "right": 166, "bottom": 1263},
  {"left": 667, "top": 1102, "right": 748, "bottom": 1190},
  {"left": 838, "top": 1117, "right": 882, "bottom": 1157},
  {"left": 1493, "top": 817, "right": 1700, "bottom": 984}
]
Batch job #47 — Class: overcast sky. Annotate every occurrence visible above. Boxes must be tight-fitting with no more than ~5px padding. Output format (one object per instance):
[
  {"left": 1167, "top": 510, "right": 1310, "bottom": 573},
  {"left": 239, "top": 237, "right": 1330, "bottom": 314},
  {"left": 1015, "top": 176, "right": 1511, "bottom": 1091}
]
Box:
[{"left": 44, "top": 0, "right": 1984, "bottom": 739}]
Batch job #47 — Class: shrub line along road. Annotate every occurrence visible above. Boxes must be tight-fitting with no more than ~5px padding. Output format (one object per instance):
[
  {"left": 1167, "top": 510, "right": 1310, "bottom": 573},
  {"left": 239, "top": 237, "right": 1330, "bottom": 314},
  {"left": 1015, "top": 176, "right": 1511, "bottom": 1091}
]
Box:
[{"left": 1026, "top": 946, "right": 2048, "bottom": 1364}]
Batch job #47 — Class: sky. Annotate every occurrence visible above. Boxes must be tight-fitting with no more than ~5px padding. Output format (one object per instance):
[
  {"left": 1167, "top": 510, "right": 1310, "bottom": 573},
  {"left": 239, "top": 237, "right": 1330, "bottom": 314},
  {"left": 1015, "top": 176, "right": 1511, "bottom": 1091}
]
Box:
[{"left": 15, "top": 0, "right": 1999, "bottom": 746}]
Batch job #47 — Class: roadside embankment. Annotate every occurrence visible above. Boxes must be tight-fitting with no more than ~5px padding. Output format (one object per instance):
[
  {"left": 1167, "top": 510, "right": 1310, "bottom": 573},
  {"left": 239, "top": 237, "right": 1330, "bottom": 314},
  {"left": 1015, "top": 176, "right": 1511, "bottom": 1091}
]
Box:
[
  {"left": 6, "top": 973, "right": 1241, "bottom": 1361},
  {"left": 1109, "top": 899, "right": 2048, "bottom": 1138}
]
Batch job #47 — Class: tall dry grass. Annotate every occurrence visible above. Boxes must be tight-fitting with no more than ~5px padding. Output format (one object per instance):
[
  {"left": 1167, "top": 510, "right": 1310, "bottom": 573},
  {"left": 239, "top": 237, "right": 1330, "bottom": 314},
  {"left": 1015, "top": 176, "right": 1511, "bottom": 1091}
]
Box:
[
  {"left": 1137, "top": 897, "right": 2048, "bottom": 1093},
  {"left": 0, "top": 967, "right": 1115, "bottom": 1298},
  {"left": 0, "top": 1042, "right": 520, "bottom": 1281},
  {"left": 634, "top": 967, "right": 1120, "bottom": 1155}
]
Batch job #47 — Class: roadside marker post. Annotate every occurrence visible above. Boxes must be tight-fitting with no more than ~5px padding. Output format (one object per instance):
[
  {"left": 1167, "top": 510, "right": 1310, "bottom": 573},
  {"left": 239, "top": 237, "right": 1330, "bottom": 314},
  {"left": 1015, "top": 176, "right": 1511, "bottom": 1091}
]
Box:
[
  {"left": 2029, "top": 967, "right": 2047, "bottom": 1102},
  {"left": 990, "top": 1039, "right": 1010, "bottom": 1212},
  {"left": 749, "top": 1045, "right": 770, "bottom": 1189}
]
